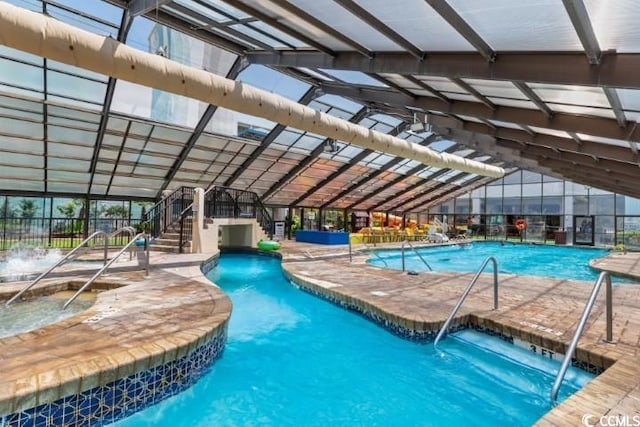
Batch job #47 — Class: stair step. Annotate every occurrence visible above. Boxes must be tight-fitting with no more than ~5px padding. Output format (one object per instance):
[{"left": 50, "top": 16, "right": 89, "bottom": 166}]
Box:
[
  {"left": 160, "top": 232, "right": 180, "bottom": 239},
  {"left": 154, "top": 238, "right": 180, "bottom": 245},
  {"left": 150, "top": 244, "right": 181, "bottom": 253}
]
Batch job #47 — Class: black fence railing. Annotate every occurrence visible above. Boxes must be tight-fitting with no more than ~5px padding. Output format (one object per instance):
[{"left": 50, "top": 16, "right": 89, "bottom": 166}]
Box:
[
  {"left": 204, "top": 186, "right": 273, "bottom": 238},
  {"left": 143, "top": 186, "right": 194, "bottom": 239},
  {"left": 0, "top": 217, "right": 136, "bottom": 250}
]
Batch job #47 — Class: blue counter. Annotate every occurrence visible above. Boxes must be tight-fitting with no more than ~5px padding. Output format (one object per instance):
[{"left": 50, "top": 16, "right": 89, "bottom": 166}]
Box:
[{"left": 295, "top": 230, "right": 350, "bottom": 245}]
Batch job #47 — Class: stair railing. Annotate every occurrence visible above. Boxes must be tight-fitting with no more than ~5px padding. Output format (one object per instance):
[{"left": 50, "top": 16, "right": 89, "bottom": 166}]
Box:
[
  {"left": 401, "top": 240, "right": 433, "bottom": 271},
  {"left": 433, "top": 256, "right": 499, "bottom": 348},
  {"left": 550, "top": 271, "right": 613, "bottom": 403},
  {"left": 63, "top": 233, "right": 149, "bottom": 309},
  {"left": 143, "top": 186, "right": 194, "bottom": 239}
]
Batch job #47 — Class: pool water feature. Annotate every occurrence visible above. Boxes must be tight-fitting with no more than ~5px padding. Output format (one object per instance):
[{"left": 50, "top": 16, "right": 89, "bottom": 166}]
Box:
[
  {"left": 368, "top": 242, "right": 610, "bottom": 281},
  {"left": 113, "top": 254, "right": 592, "bottom": 426},
  {"left": 0, "top": 291, "right": 95, "bottom": 338},
  {"left": 0, "top": 247, "right": 63, "bottom": 281}
]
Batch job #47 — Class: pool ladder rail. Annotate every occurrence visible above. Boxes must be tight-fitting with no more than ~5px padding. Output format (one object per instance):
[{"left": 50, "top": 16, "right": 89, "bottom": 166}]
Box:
[
  {"left": 401, "top": 240, "right": 433, "bottom": 272},
  {"left": 63, "top": 232, "right": 149, "bottom": 309},
  {"left": 550, "top": 271, "right": 613, "bottom": 404},
  {"left": 433, "top": 256, "right": 499, "bottom": 349},
  {"left": 5, "top": 226, "right": 139, "bottom": 307}
]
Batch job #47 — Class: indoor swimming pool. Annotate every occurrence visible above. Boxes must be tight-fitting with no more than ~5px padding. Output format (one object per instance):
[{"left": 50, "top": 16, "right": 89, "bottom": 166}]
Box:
[
  {"left": 0, "top": 291, "right": 94, "bottom": 338},
  {"left": 113, "top": 253, "right": 593, "bottom": 426},
  {"left": 367, "top": 242, "right": 611, "bottom": 282}
]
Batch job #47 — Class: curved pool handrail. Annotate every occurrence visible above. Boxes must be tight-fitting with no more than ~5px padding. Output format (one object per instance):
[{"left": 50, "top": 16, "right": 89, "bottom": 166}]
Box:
[
  {"left": 401, "top": 240, "right": 433, "bottom": 272},
  {"left": 550, "top": 271, "right": 613, "bottom": 403},
  {"left": 108, "top": 226, "right": 137, "bottom": 261},
  {"left": 5, "top": 230, "right": 108, "bottom": 307},
  {"left": 433, "top": 256, "right": 499, "bottom": 349},
  {"left": 63, "top": 233, "right": 148, "bottom": 310}
]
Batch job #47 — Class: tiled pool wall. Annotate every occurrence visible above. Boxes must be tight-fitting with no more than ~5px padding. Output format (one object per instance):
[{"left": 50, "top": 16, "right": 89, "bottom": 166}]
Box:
[
  {"left": 0, "top": 259, "right": 232, "bottom": 427},
  {"left": 0, "top": 325, "right": 227, "bottom": 427},
  {"left": 284, "top": 269, "right": 610, "bottom": 376}
]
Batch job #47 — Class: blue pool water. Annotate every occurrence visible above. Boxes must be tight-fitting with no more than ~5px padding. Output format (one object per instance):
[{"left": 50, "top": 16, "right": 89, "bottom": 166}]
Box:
[
  {"left": 368, "top": 242, "right": 610, "bottom": 281},
  {"left": 114, "top": 254, "right": 592, "bottom": 426}
]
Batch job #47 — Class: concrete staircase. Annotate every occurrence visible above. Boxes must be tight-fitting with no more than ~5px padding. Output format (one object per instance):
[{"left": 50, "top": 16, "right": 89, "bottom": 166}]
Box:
[{"left": 151, "top": 223, "right": 190, "bottom": 253}]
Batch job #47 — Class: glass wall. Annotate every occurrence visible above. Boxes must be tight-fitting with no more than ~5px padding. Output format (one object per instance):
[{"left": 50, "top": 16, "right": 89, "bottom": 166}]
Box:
[{"left": 426, "top": 170, "right": 640, "bottom": 247}]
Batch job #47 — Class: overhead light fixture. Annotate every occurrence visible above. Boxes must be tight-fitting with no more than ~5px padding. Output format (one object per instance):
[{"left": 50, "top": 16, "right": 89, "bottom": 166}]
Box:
[
  {"left": 407, "top": 112, "right": 432, "bottom": 135},
  {"left": 323, "top": 139, "right": 340, "bottom": 153}
]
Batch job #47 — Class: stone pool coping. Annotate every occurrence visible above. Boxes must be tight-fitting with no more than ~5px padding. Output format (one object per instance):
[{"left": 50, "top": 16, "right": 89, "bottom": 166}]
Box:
[{"left": 0, "top": 252, "right": 231, "bottom": 424}]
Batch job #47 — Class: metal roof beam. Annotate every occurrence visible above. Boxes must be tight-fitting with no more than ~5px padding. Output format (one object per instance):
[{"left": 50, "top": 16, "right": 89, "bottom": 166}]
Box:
[
  {"left": 269, "top": 0, "right": 372, "bottom": 58},
  {"left": 262, "top": 107, "right": 369, "bottom": 201},
  {"left": 512, "top": 81, "right": 554, "bottom": 118},
  {"left": 450, "top": 121, "right": 640, "bottom": 165},
  {"left": 603, "top": 87, "right": 627, "bottom": 128},
  {"left": 452, "top": 77, "right": 496, "bottom": 110},
  {"left": 386, "top": 174, "right": 464, "bottom": 211},
  {"left": 290, "top": 125, "right": 405, "bottom": 206},
  {"left": 221, "top": 0, "right": 336, "bottom": 56},
  {"left": 88, "top": 9, "right": 132, "bottom": 195},
  {"left": 333, "top": 0, "right": 424, "bottom": 60},
  {"left": 405, "top": 176, "right": 489, "bottom": 212},
  {"left": 245, "top": 51, "right": 640, "bottom": 89},
  {"left": 224, "top": 87, "right": 318, "bottom": 188},
  {"left": 424, "top": 0, "right": 495, "bottom": 62},
  {"left": 562, "top": 0, "right": 601, "bottom": 64},
  {"left": 368, "top": 168, "right": 451, "bottom": 211},
  {"left": 128, "top": 0, "right": 172, "bottom": 17},
  {"left": 317, "top": 82, "right": 640, "bottom": 143},
  {"left": 405, "top": 75, "right": 450, "bottom": 103}
]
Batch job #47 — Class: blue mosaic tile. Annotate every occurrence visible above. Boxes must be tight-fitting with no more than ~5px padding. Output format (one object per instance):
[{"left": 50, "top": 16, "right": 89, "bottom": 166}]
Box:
[{"left": 3, "top": 327, "right": 227, "bottom": 427}]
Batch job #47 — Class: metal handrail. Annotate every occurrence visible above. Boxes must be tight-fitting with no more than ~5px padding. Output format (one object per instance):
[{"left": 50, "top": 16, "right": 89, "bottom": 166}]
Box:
[
  {"left": 348, "top": 235, "right": 388, "bottom": 267},
  {"left": 5, "top": 230, "right": 108, "bottom": 307},
  {"left": 108, "top": 226, "right": 136, "bottom": 261},
  {"left": 63, "top": 233, "right": 149, "bottom": 310},
  {"left": 550, "top": 271, "right": 613, "bottom": 403},
  {"left": 433, "top": 256, "right": 499, "bottom": 349},
  {"left": 401, "top": 240, "right": 433, "bottom": 271}
]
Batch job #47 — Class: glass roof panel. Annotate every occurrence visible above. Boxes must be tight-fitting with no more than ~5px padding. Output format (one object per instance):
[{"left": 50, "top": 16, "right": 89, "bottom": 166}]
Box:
[
  {"left": 528, "top": 84, "right": 610, "bottom": 108},
  {"left": 585, "top": 0, "right": 640, "bottom": 53},
  {"left": 0, "top": 57, "right": 43, "bottom": 92},
  {"left": 197, "top": 0, "right": 250, "bottom": 20},
  {"left": 248, "top": 21, "right": 311, "bottom": 48},
  {"left": 296, "top": 68, "right": 334, "bottom": 81},
  {"left": 47, "top": 70, "right": 106, "bottom": 104},
  {"left": 488, "top": 98, "right": 539, "bottom": 110},
  {"left": 528, "top": 126, "right": 572, "bottom": 139},
  {"left": 546, "top": 104, "right": 615, "bottom": 119},
  {"left": 47, "top": 3, "right": 118, "bottom": 38},
  {"left": 315, "top": 95, "right": 363, "bottom": 114},
  {"left": 0, "top": 178, "right": 43, "bottom": 192},
  {"left": 463, "top": 79, "right": 527, "bottom": 99},
  {"left": 288, "top": 0, "right": 402, "bottom": 51},
  {"left": 353, "top": 0, "right": 474, "bottom": 51},
  {"left": 576, "top": 133, "right": 631, "bottom": 148},
  {"left": 319, "top": 70, "right": 386, "bottom": 87},
  {"left": 441, "top": 93, "right": 482, "bottom": 103},
  {"left": 0, "top": 116, "right": 43, "bottom": 138},
  {"left": 428, "top": 139, "right": 456, "bottom": 152},
  {"left": 239, "top": 65, "right": 311, "bottom": 101},
  {"left": 488, "top": 120, "right": 525, "bottom": 130},
  {"left": 0, "top": 44, "right": 43, "bottom": 66},
  {"left": 173, "top": 0, "right": 228, "bottom": 22},
  {"left": 230, "top": 24, "right": 292, "bottom": 48},
  {"left": 448, "top": 0, "right": 583, "bottom": 51},
  {"left": 617, "top": 89, "right": 640, "bottom": 110}
]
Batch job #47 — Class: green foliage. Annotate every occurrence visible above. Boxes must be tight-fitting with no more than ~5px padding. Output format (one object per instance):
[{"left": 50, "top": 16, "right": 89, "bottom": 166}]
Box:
[
  {"left": 103, "top": 204, "right": 127, "bottom": 219},
  {"left": 56, "top": 200, "right": 79, "bottom": 218},
  {"left": 17, "top": 199, "right": 38, "bottom": 219},
  {"left": 290, "top": 214, "right": 300, "bottom": 234}
]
